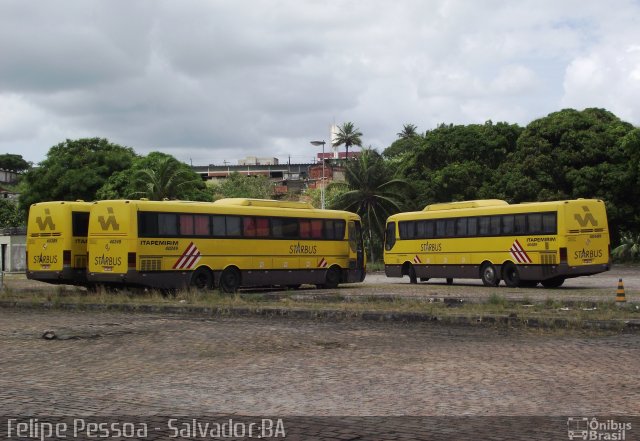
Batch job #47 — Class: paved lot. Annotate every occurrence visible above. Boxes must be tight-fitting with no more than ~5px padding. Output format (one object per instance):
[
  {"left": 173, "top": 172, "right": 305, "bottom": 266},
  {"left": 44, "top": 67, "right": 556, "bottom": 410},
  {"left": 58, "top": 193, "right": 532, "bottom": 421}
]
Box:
[{"left": 0, "top": 309, "right": 638, "bottom": 418}]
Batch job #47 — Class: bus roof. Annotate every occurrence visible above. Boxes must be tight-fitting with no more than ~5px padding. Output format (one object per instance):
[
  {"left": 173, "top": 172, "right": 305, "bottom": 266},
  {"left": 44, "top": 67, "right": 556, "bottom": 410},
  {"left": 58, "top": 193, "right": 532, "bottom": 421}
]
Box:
[
  {"left": 213, "top": 198, "right": 314, "bottom": 209},
  {"left": 388, "top": 199, "right": 605, "bottom": 222},
  {"left": 423, "top": 200, "right": 508, "bottom": 211}
]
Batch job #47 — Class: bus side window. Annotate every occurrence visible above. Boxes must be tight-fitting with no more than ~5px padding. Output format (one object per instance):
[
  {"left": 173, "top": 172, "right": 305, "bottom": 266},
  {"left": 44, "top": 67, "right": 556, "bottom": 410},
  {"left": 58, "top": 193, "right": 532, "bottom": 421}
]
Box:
[
  {"left": 478, "top": 217, "right": 490, "bottom": 236},
  {"left": 542, "top": 212, "right": 557, "bottom": 234},
  {"left": 335, "top": 220, "right": 346, "bottom": 239},
  {"left": 255, "top": 217, "right": 269, "bottom": 237},
  {"left": 502, "top": 215, "right": 514, "bottom": 235},
  {"left": 416, "top": 221, "right": 426, "bottom": 238},
  {"left": 456, "top": 217, "right": 467, "bottom": 236},
  {"left": 445, "top": 219, "right": 455, "bottom": 237},
  {"left": 212, "top": 215, "right": 225, "bottom": 236},
  {"left": 489, "top": 216, "right": 501, "bottom": 235},
  {"left": 384, "top": 222, "right": 396, "bottom": 251},
  {"left": 435, "top": 220, "right": 446, "bottom": 237},
  {"left": 528, "top": 213, "right": 542, "bottom": 234},
  {"left": 243, "top": 217, "right": 256, "bottom": 237},
  {"left": 138, "top": 212, "right": 158, "bottom": 237},
  {"left": 159, "top": 213, "right": 177, "bottom": 236},
  {"left": 514, "top": 214, "right": 527, "bottom": 234},
  {"left": 467, "top": 217, "right": 477, "bottom": 236},
  {"left": 425, "top": 220, "right": 435, "bottom": 238},
  {"left": 179, "top": 214, "right": 194, "bottom": 236},
  {"left": 324, "top": 220, "right": 335, "bottom": 240},
  {"left": 194, "top": 215, "right": 210, "bottom": 235},
  {"left": 226, "top": 216, "right": 242, "bottom": 237},
  {"left": 299, "top": 220, "right": 311, "bottom": 238},
  {"left": 310, "top": 220, "right": 323, "bottom": 238}
]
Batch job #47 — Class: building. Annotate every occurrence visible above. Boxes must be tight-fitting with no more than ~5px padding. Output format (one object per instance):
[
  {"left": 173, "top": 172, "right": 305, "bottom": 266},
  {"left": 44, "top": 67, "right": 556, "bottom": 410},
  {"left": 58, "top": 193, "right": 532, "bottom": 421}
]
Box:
[{"left": 0, "top": 227, "right": 26, "bottom": 272}]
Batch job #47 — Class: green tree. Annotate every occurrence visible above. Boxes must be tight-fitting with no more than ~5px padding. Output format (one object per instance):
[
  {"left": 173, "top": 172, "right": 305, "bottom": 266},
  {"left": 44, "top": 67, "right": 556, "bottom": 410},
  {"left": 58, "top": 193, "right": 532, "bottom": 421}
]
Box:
[
  {"left": 395, "top": 121, "right": 522, "bottom": 207},
  {"left": 333, "top": 122, "right": 363, "bottom": 159},
  {"left": 98, "top": 152, "right": 210, "bottom": 201},
  {"left": 0, "top": 199, "right": 25, "bottom": 228},
  {"left": 328, "top": 148, "right": 412, "bottom": 263},
  {"left": 211, "top": 172, "right": 275, "bottom": 200},
  {"left": 397, "top": 123, "right": 418, "bottom": 139},
  {"left": 19, "top": 138, "right": 136, "bottom": 211},
  {"left": 304, "top": 185, "right": 348, "bottom": 209},
  {"left": 612, "top": 232, "right": 640, "bottom": 262},
  {"left": 0, "top": 154, "right": 31, "bottom": 172},
  {"left": 492, "top": 108, "right": 637, "bottom": 239}
]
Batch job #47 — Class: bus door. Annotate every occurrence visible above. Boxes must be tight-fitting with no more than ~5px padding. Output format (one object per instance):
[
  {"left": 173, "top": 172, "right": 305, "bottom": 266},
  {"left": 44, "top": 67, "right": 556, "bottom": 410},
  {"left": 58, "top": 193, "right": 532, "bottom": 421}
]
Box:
[{"left": 348, "top": 220, "right": 365, "bottom": 270}]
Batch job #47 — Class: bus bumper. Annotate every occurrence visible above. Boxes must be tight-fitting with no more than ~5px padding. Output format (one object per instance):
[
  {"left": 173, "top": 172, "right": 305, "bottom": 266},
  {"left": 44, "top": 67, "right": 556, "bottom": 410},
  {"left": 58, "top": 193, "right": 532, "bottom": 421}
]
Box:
[
  {"left": 520, "top": 262, "right": 611, "bottom": 281},
  {"left": 87, "top": 270, "right": 191, "bottom": 290},
  {"left": 26, "top": 268, "right": 88, "bottom": 285}
]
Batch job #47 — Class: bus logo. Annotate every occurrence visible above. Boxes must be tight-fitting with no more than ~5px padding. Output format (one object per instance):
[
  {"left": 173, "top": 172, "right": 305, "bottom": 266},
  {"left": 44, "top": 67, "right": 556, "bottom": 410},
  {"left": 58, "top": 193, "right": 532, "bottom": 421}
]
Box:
[
  {"left": 173, "top": 242, "right": 201, "bottom": 270},
  {"left": 35, "top": 209, "right": 56, "bottom": 231},
  {"left": 509, "top": 239, "right": 532, "bottom": 263},
  {"left": 97, "top": 207, "right": 120, "bottom": 231},
  {"left": 574, "top": 206, "right": 598, "bottom": 227}
]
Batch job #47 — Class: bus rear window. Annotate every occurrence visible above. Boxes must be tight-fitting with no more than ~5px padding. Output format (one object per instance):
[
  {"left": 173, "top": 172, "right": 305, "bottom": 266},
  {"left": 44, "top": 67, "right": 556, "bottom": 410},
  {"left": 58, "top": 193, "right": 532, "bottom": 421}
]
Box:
[{"left": 72, "top": 212, "right": 89, "bottom": 237}]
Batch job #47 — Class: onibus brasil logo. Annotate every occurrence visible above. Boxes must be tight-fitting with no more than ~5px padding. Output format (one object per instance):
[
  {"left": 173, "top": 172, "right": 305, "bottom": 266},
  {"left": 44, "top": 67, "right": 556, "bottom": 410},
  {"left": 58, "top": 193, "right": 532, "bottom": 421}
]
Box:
[{"left": 567, "top": 417, "right": 631, "bottom": 440}]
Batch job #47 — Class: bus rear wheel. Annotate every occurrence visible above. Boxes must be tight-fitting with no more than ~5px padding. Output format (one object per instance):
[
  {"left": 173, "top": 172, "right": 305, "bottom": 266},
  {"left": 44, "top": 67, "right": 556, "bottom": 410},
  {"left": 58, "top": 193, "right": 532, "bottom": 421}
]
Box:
[
  {"left": 481, "top": 263, "right": 500, "bottom": 287},
  {"left": 319, "top": 267, "right": 341, "bottom": 289},
  {"left": 190, "top": 268, "right": 213, "bottom": 291},
  {"left": 541, "top": 277, "right": 565, "bottom": 288},
  {"left": 502, "top": 262, "right": 521, "bottom": 288},
  {"left": 219, "top": 267, "right": 241, "bottom": 293}
]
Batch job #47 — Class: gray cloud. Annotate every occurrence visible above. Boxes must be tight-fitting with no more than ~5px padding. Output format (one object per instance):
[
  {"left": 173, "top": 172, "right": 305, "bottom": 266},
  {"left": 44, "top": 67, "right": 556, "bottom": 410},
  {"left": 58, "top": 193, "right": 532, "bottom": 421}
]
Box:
[{"left": 1, "top": 0, "right": 639, "bottom": 166}]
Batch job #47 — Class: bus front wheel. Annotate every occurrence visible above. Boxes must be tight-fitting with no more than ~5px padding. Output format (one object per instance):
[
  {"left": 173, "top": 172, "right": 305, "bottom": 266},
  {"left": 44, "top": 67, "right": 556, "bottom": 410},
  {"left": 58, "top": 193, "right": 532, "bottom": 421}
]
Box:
[
  {"left": 219, "top": 267, "right": 241, "bottom": 293},
  {"left": 481, "top": 263, "right": 500, "bottom": 287},
  {"left": 408, "top": 265, "right": 418, "bottom": 284},
  {"left": 190, "top": 267, "right": 213, "bottom": 291},
  {"left": 502, "top": 262, "right": 521, "bottom": 288}
]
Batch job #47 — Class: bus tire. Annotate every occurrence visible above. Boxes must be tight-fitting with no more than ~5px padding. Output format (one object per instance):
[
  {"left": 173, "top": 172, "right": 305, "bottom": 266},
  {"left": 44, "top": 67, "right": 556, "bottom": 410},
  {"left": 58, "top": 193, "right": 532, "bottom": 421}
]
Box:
[
  {"left": 320, "top": 266, "right": 341, "bottom": 289},
  {"left": 481, "top": 263, "right": 500, "bottom": 287},
  {"left": 190, "top": 267, "right": 213, "bottom": 291},
  {"left": 446, "top": 278, "right": 453, "bottom": 285},
  {"left": 541, "top": 277, "right": 565, "bottom": 288},
  {"left": 409, "top": 265, "right": 418, "bottom": 284},
  {"left": 219, "top": 267, "right": 241, "bottom": 293},
  {"left": 502, "top": 262, "right": 521, "bottom": 288}
]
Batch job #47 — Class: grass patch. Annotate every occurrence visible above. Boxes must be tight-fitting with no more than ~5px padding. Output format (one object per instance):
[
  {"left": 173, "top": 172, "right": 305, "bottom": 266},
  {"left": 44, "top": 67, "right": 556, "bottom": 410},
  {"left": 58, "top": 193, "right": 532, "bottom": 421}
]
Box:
[{"left": 2, "top": 285, "right": 639, "bottom": 324}]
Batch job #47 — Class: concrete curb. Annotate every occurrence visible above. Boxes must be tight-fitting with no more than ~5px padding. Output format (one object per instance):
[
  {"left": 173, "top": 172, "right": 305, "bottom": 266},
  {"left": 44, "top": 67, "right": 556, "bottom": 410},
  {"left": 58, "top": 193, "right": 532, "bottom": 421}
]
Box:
[{"left": 1, "top": 300, "right": 639, "bottom": 332}]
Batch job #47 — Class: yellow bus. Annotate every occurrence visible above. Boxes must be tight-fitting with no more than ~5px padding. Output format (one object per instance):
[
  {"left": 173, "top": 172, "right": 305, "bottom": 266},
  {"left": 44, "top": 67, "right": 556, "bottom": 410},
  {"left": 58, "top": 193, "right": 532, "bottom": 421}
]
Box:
[
  {"left": 26, "top": 200, "right": 92, "bottom": 286},
  {"left": 87, "top": 198, "right": 366, "bottom": 292},
  {"left": 384, "top": 199, "right": 611, "bottom": 288}
]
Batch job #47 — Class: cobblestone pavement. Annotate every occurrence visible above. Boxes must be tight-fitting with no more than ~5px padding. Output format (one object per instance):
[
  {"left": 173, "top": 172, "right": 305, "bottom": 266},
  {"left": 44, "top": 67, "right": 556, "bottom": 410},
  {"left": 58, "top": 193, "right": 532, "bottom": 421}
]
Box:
[{"left": 1, "top": 309, "right": 638, "bottom": 418}]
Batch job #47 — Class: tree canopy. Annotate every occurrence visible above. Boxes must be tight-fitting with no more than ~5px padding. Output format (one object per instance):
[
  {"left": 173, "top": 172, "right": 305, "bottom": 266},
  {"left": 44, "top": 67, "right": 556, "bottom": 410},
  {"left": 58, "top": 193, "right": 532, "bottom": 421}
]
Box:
[
  {"left": 211, "top": 172, "right": 275, "bottom": 200},
  {"left": 19, "top": 138, "right": 136, "bottom": 211},
  {"left": 333, "top": 122, "right": 363, "bottom": 158},
  {"left": 97, "top": 152, "right": 209, "bottom": 201},
  {"left": 0, "top": 154, "right": 31, "bottom": 172}
]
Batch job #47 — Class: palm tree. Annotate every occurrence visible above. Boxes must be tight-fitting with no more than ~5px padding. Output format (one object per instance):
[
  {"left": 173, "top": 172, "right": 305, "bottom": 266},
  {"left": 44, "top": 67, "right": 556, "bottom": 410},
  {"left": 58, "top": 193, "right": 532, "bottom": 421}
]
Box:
[
  {"left": 612, "top": 232, "right": 640, "bottom": 261},
  {"left": 328, "top": 148, "right": 412, "bottom": 263},
  {"left": 131, "top": 156, "right": 204, "bottom": 200},
  {"left": 333, "top": 122, "right": 363, "bottom": 159},
  {"left": 397, "top": 123, "right": 418, "bottom": 139}
]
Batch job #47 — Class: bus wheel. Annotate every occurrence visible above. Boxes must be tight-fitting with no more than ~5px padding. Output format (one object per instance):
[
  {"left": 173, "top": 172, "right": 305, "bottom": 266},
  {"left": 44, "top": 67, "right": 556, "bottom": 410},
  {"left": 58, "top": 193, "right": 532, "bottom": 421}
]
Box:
[
  {"left": 409, "top": 265, "right": 418, "bottom": 284},
  {"left": 220, "top": 267, "right": 241, "bottom": 293},
  {"left": 541, "top": 277, "right": 565, "bottom": 288},
  {"left": 446, "top": 278, "right": 453, "bottom": 285},
  {"left": 321, "top": 267, "right": 341, "bottom": 289},
  {"left": 190, "top": 268, "right": 213, "bottom": 291},
  {"left": 502, "top": 262, "right": 521, "bottom": 288},
  {"left": 481, "top": 263, "right": 500, "bottom": 287}
]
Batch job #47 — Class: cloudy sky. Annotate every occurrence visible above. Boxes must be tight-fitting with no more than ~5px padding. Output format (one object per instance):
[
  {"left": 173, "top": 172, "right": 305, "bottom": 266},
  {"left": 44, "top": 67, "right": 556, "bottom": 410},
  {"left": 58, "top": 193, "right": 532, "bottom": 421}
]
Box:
[{"left": 1, "top": 0, "right": 639, "bottom": 166}]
